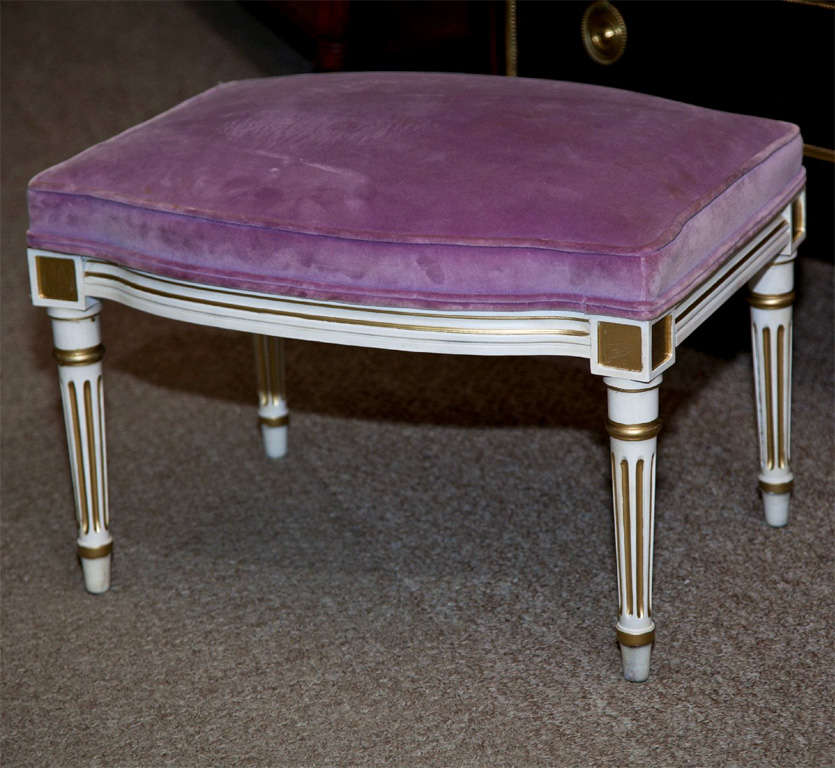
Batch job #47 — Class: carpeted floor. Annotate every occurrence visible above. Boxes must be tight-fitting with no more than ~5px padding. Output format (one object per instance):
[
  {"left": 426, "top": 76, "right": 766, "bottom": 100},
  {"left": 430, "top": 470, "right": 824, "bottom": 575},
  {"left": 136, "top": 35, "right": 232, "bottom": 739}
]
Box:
[{"left": 2, "top": 3, "right": 833, "bottom": 766}]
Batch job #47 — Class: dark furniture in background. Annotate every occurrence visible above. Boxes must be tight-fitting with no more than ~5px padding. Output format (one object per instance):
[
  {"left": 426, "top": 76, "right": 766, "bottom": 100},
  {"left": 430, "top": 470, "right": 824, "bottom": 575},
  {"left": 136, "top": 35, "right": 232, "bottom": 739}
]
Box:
[{"left": 247, "top": 0, "right": 832, "bottom": 261}]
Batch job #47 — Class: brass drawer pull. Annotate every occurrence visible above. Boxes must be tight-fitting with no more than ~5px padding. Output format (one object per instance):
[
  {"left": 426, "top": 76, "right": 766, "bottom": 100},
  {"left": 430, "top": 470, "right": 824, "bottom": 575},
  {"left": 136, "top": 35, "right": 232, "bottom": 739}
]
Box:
[{"left": 582, "top": 1, "right": 627, "bottom": 65}]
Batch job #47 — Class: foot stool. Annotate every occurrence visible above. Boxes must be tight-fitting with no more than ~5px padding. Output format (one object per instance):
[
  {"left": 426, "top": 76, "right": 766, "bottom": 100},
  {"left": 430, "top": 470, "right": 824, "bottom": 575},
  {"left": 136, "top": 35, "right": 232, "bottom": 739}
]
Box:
[{"left": 27, "top": 73, "right": 805, "bottom": 681}]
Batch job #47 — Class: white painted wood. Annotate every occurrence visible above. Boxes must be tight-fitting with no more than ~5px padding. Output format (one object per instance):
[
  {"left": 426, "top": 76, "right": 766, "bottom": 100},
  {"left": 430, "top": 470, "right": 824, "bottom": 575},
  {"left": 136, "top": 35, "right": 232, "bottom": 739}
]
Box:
[
  {"left": 620, "top": 644, "right": 652, "bottom": 684},
  {"left": 605, "top": 375, "right": 661, "bottom": 682},
  {"left": 49, "top": 301, "right": 112, "bottom": 593},
  {"left": 253, "top": 335, "right": 289, "bottom": 459},
  {"left": 78, "top": 258, "right": 593, "bottom": 359},
  {"left": 749, "top": 253, "right": 795, "bottom": 527}
]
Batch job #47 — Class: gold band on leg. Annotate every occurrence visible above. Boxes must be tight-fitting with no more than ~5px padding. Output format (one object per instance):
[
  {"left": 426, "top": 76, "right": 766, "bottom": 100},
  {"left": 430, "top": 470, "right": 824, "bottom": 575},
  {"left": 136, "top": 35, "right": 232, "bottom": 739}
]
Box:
[
  {"left": 54, "top": 344, "right": 105, "bottom": 366},
  {"left": 259, "top": 414, "right": 289, "bottom": 428},
  {"left": 606, "top": 418, "right": 662, "bottom": 441},
  {"left": 617, "top": 628, "right": 655, "bottom": 647},
  {"left": 77, "top": 541, "right": 112, "bottom": 559},
  {"left": 759, "top": 479, "right": 793, "bottom": 495},
  {"left": 747, "top": 291, "right": 795, "bottom": 310}
]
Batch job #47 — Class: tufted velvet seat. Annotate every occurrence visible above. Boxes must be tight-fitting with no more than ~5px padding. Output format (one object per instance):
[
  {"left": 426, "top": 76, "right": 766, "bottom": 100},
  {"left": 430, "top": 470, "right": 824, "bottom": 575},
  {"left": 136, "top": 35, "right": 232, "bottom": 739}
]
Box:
[
  {"left": 27, "top": 73, "right": 805, "bottom": 682},
  {"left": 28, "top": 73, "right": 803, "bottom": 318}
]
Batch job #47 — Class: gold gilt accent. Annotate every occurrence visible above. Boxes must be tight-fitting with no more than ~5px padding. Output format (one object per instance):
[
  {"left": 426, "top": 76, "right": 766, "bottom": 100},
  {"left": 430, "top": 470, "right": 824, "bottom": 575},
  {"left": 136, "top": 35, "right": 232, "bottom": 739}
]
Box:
[
  {"left": 98, "top": 376, "right": 109, "bottom": 529},
  {"left": 651, "top": 316, "right": 672, "bottom": 369},
  {"left": 763, "top": 327, "right": 774, "bottom": 469},
  {"left": 605, "top": 383, "right": 660, "bottom": 395},
  {"left": 83, "top": 381, "right": 100, "bottom": 533},
  {"left": 611, "top": 451, "right": 622, "bottom": 615},
  {"left": 621, "top": 459, "right": 633, "bottom": 617},
  {"left": 36, "top": 256, "right": 78, "bottom": 301},
  {"left": 255, "top": 336, "right": 285, "bottom": 408},
  {"left": 582, "top": 1, "right": 627, "bottom": 66},
  {"left": 792, "top": 195, "right": 806, "bottom": 245},
  {"left": 505, "top": 0, "right": 518, "bottom": 76},
  {"left": 606, "top": 418, "right": 662, "bottom": 441},
  {"left": 759, "top": 479, "right": 794, "bottom": 494},
  {"left": 648, "top": 454, "right": 654, "bottom": 617},
  {"left": 68, "top": 382, "right": 89, "bottom": 534},
  {"left": 255, "top": 336, "right": 269, "bottom": 407},
  {"left": 598, "top": 322, "right": 642, "bottom": 371},
  {"left": 617, "top": 628, "right": 655, "bottom": 647},
  {"left": 53, "top": 344, "right": 105, "bottom": 367},
  {"left": 777, "top": 325, "right": 787, "bottom": 468},
  {"left": 747, "top": 291, "right": 795, "bottom": 310},
  {"left": 259, "top": 414, "right": 289, "bottom": 428},
  {"left": 77, "top": 542, "right": 112, "bottom": 559},
  {"left": 85, "top": 271, "right": 589, "bottom": 337},
  {"left": 802, "top": 143, "right": 835, "bottom": 162},
  {"left": 636, "top": 459, "right": 644, "bottom": 619}
]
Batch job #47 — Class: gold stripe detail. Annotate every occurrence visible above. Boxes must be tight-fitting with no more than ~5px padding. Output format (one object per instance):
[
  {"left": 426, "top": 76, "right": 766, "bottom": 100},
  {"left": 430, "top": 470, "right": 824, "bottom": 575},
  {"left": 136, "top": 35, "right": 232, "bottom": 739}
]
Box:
[
  {"left": 259, "top": 414, "right": 289, "bottom": 428},
  {"left": 255, "top": 336, "right": 269, "bottom": 407},
  {"left": 53, "top": 344, "right": 105, "bottom": 366},
  {"left": 85, "top": 270, "right": 589, "bottom": 335},
  {"left": 803, "top": 143, "right": 835, "bottom": 162},
  {"left": 77, "top": 542, "right": 112, "bottom": 559},
  {"left": 621, "top": 459, "right": 633, "bottom": 617},
  {"left": 270, "top": 339, "right": 284, "bottom": 405},
  {"left": 676, "top": 221, "right": 789, "bottom": 323},
  {"left": 36, "top": 255, "right": 78, "bottom": 301},
  {"left": 747, "top": 291, "right": 795, "bottom": 310},
  {"left": 68, "top": 381, "right": 89, "bottom": 534},
  {"left": 98, "top": 376, "right": 109, "bottom": 529},
  {"left": 83, "top": 381, "right": 100, "bottom": 533},
  {"left": 606, "top": 419, "right": 662, "bottom": 441},
  {"left": 777, "top": 325, "right": 786, "bottom": 468},
  {"left": 792, "top": 196, "right": 806, "bottom": 245},
  {"left": 763, "top": 327, "right": 774, "bottom": 470},
  {"left": 636, "top": 459, "right": 644, "bottom": 619},
  {"left": 611, "top": 451, "right": 622, "bottom": 615},
  {"left": 648, "top": 454, "right": 654, "bottom": 617},
  {"left": 617, "top": 628, "right": 655, "bottom": 647},
  {"left": 505, "top": 0, "right": 517, "bottom": 76},
  {"left": 759, "top": 479, "right": 793, "bottom": 494}
]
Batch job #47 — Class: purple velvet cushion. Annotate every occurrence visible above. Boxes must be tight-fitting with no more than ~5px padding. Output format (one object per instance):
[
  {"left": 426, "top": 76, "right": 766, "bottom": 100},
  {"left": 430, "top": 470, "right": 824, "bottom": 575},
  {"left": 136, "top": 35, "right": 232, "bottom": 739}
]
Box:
[{"left": 27, "top": 73, "right": 804, "bottom": 318}]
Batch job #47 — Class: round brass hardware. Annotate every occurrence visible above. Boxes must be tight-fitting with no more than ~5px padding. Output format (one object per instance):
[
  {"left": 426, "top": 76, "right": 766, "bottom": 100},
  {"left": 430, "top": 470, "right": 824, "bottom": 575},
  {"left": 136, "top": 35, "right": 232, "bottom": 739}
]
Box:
[{"left": 582, "top": 1, "right": 627, "bottom": 65}]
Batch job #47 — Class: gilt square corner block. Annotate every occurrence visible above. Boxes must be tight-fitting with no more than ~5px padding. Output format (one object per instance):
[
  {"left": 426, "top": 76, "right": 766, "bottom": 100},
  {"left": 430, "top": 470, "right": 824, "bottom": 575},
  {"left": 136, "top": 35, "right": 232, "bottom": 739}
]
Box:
[{"left": 27, "top": 73, "right": 805, "bottom": 681}]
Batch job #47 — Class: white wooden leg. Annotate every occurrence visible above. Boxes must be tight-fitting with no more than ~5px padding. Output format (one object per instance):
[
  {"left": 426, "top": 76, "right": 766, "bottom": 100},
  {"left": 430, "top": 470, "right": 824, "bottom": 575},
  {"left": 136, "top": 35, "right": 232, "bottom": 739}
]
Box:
[
  {"left": 253, "top": 335, "right": 288, "bottom": 458},
  {"left": 748, "top": 251, "right": 796, "bottom": 527},
  {"left": 49, "top": 301, "right": 111, "bottom": 593},
  {"left": 604, "top": 375, "right": 662, "bottom": 682}
]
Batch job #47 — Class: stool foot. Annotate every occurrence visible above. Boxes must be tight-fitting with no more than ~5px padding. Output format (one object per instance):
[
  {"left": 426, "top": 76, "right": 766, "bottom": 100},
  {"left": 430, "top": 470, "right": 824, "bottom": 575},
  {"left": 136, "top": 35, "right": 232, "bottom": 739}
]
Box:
[
  {"left": 253, "top": 335, "right": 288, "bottom": 459},
  {"left": 260, "top": 420, "right": 288, "bottom": 459},
  {"left": 762, "top": 490, "right": 790, "bottom": 528},
  {"left": 80, "top": 552, "right": 111, "bottom": 594},
  {"left": 620, "top": 642, "right": 652, "bottom": 683}
]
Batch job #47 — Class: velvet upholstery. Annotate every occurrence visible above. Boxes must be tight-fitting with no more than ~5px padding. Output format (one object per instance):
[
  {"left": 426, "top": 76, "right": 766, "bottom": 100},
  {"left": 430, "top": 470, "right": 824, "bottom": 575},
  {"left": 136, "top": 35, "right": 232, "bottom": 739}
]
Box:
[{"left": 27, "top": 73, "right": 804, "bottom": 318}]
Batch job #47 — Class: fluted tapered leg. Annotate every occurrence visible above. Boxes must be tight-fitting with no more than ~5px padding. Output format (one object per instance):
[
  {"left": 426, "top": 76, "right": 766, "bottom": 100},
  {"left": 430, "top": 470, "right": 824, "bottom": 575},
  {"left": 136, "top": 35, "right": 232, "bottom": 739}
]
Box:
[
  {"left": 748, "top": 251, "right": 795, "bottom": 527},
  {"left": 253, "top": 335, "right": 288, "bottom": 458},
  {"left": 604, "top": 375, "right": 662, "bottom": 682},
  {"left": 49, "top": 301, "right": 111, "bottom": 593}
]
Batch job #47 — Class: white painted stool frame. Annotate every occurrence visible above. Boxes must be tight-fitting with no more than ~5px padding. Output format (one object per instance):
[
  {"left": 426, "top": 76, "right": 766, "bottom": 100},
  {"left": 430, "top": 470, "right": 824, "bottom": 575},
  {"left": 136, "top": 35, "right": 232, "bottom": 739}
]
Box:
[{"left": 28, "top": 192, "right": 805, "bottom": 682}]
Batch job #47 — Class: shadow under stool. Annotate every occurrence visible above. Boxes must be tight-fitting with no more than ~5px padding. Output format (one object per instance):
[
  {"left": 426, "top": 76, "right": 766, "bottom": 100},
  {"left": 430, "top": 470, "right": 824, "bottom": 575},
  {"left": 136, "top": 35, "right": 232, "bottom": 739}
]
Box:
[{"left": 26, "top": 73, "right": 805, "bottom": 681}]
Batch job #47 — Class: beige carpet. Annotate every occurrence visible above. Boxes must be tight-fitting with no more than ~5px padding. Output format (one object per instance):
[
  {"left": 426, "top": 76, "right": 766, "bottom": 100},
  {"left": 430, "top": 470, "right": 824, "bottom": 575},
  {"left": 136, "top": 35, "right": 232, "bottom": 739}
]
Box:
[{"left": 2, "top": 3, "right": 833, "bottom": 766}]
